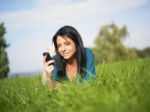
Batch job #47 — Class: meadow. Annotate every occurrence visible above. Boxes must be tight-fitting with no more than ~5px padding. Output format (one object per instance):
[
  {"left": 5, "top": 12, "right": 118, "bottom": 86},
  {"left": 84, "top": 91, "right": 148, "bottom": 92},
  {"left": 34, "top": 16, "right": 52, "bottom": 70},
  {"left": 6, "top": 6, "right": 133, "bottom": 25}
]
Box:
[{"left": 0, "top": 58, "right": 150, "bottom": 112}]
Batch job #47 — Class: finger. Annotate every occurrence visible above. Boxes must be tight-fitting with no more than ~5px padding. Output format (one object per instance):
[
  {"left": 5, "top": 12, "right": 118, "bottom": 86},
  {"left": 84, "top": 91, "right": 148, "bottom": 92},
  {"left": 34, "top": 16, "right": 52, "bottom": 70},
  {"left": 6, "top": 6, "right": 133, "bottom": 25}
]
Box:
[
  {"left": 45, "top": 60, "right": 55, "bottom": 66},
  {"left": 45, "top": 65, "right": 54, "bottom": 74},
  {"left": 46, "top": 44, "right": 55, "bottom": 56},
  {"left": 47, "top": 65, "right": 54, "bottom": 70}
]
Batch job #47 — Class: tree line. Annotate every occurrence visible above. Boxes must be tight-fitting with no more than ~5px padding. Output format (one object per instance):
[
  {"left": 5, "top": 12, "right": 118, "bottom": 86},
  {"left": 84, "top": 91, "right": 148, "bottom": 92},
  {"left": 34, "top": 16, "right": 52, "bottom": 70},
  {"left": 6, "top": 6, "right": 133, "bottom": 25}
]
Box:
[
  {"left": 92, "top": 23, "right": 150, "bottom": 64},
  {"left": 0, "top": 22, "right": 149, "bottom": 78},
  {"left": 0, "top": 23, "right": 9, "bottom": 78}
]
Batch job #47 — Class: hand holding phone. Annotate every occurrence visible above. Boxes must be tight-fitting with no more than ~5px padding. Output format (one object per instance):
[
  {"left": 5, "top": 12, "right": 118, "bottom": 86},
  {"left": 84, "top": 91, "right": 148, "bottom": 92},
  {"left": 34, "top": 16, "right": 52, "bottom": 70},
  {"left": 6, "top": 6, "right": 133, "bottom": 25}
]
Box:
[
  {"left": 43, "top": 52, "right": 54, "bottom": 65},
  {"left": 43, "top": 52, "right": 52, "bottom": 62}
]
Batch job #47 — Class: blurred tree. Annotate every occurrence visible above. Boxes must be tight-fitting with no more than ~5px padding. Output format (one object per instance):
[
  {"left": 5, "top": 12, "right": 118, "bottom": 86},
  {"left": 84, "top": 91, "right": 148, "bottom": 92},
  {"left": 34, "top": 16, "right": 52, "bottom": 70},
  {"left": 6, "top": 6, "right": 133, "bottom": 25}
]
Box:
[
  {"left": 92, "top": 23, "right": 138, "bottom": 64},
  {"left": 0, "top": 22, "right": 9, "bottom": 78},
  {"left": 135, "top": 47, "right": 150, "bottom": 58}
]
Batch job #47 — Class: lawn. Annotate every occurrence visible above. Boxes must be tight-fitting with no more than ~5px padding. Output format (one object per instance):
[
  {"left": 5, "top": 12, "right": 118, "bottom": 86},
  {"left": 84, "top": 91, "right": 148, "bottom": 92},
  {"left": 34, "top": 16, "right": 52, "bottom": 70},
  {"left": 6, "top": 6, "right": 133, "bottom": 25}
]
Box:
[{"left": 0, "top": 58, "right": 150, "bottom": 112}]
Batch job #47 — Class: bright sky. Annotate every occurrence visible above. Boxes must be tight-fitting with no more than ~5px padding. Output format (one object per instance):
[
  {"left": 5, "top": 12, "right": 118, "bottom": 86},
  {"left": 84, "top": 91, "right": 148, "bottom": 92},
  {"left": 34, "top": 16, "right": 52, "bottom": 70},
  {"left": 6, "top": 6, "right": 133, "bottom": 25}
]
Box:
[{"left": 0, "top": 0, "right": 150, "bottom": 75}]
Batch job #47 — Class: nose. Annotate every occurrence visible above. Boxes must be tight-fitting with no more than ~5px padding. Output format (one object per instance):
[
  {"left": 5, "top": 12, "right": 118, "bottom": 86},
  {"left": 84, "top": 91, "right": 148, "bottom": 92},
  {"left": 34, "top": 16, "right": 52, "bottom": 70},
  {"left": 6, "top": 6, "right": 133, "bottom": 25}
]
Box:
[{"left": 60, "top": 45, "right": 66, "bottom": 52}]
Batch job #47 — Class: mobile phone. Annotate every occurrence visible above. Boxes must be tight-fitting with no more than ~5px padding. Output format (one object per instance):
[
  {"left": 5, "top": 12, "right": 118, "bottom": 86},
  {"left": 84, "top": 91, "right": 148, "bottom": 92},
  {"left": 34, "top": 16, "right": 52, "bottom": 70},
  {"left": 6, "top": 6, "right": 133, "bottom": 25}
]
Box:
[{"left": 43, "top": 52, "right": 52, "bottom": 62}]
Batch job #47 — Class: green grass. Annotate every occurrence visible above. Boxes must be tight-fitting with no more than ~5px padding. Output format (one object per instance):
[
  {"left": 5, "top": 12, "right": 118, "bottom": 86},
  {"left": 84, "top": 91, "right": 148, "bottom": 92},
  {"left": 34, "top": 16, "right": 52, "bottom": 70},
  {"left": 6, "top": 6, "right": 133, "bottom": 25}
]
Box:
[{"left": 0, "top": 58, "right": 150, "bottom": 112}]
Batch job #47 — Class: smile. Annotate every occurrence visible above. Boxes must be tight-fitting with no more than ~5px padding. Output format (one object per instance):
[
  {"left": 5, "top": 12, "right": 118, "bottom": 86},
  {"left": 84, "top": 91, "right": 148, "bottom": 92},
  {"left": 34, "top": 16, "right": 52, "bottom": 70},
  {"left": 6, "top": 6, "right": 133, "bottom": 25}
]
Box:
[{"left": 62, "top": 52, "right": 69, "bottom": 56}]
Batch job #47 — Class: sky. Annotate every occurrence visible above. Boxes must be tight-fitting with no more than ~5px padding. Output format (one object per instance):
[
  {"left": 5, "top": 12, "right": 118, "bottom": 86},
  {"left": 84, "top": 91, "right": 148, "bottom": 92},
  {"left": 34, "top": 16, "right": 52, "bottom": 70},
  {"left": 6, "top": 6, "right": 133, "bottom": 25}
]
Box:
[{"left": 0, "top": 0, "right": 150, "bottom": 75}]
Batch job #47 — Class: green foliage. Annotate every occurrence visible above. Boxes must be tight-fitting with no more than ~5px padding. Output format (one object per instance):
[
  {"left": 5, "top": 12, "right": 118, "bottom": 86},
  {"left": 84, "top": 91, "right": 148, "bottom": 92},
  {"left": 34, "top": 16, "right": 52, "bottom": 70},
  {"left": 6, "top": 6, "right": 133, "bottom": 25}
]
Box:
[
  {"left": 135, "top": 47, "right": 150, "bottom": 58},
  {"left": 0, "top": 22, "right": 9, "bottom": 78},
  {"left": 0, "top": 58, "right": 150, "bottom": 112},
  {"left": 92, "top": 23, "right": 138, "bottom": 64}
]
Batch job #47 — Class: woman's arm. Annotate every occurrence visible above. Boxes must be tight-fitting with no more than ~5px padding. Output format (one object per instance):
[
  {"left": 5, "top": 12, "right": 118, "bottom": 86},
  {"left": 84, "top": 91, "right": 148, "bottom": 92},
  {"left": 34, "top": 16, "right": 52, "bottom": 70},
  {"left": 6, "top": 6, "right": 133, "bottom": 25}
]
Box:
[
  {"left": 42, "top": 70, "right": 54, "bottom": 87},
  {"left": 41, "top": 56, "right": 55, "bottom": 88},
  {"left": 85, "top": 48, "right": 96, "bottom": 79}
]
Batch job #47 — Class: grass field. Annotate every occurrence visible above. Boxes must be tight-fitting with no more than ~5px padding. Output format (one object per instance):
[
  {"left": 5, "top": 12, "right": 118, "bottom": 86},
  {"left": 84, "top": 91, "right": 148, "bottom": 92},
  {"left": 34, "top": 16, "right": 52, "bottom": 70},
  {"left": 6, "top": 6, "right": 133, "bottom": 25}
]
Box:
[{"left": 0, "top": 58, "right": 150, "bottom": 112}]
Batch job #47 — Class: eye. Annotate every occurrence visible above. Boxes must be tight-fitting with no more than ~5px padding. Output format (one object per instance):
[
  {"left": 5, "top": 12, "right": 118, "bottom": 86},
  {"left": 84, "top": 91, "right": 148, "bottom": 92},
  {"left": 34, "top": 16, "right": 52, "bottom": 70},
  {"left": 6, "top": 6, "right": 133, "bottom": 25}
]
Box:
[
  {"left": 57, "top": 44, "right": 61, "bottom": 48},
  {"left": 65, "top": 41, "right": 70, "bottom": 45}
]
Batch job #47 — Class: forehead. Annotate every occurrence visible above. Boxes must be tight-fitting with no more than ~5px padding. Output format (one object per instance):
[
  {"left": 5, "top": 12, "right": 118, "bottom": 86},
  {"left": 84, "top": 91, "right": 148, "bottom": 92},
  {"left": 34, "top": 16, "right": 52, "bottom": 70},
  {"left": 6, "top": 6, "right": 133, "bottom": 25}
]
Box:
[{"left": 56, "top": 35, "right": 74, "bottom": 43}]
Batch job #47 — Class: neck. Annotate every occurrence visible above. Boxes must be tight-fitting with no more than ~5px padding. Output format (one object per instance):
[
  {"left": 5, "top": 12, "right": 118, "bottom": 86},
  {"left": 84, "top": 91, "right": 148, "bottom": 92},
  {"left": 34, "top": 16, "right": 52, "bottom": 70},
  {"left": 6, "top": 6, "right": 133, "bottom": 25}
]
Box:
[
  {"left": 66, "top": 59, "right": 78, "bottom": 81},
  {"left": 66, "top": 55, "right": 75, "bottom": 65},
  {"left": 66, "top": 59, "right": 77, "bottom": 66}
]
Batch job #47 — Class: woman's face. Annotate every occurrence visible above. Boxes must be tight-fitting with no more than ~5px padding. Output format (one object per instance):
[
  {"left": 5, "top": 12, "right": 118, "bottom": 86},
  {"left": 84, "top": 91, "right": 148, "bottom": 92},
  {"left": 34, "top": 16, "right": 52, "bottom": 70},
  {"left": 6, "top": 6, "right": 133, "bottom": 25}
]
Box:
[{"left": 56, "top": 36, "right": 76, "bottom": 59}]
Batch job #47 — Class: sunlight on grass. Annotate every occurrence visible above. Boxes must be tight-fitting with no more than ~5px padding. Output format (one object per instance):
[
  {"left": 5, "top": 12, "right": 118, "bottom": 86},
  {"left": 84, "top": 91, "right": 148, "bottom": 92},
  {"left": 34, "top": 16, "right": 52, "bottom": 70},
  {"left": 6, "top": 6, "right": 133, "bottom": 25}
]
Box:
[{"left": 0, "top": 58, "right": 150, "bottom": 112}]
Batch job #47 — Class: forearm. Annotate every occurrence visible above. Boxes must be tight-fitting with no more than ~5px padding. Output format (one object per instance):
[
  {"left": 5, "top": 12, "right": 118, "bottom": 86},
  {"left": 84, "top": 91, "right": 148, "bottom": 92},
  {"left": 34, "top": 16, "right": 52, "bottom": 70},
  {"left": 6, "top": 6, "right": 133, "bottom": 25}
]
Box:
[
  {"left": 42, "top": 71, "right": 55, "bottom": 88},
  {"left": 47, "top": 75, "right": 55, "bottom": 88}
]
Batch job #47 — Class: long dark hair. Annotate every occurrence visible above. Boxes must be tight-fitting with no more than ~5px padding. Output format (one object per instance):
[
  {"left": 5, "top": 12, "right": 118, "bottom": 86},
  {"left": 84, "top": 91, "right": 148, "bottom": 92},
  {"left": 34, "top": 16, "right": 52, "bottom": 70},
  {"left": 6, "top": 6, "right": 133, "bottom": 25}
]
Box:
[{"left": 52, "top": 25, "right": 87, "bottom": 79}]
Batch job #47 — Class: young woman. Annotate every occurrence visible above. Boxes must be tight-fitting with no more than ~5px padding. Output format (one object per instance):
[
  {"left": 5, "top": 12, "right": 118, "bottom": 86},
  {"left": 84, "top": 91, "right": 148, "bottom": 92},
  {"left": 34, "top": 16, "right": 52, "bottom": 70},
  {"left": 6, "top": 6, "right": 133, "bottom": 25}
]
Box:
[{"left": 42, "top": 26, "right": 95, "bottom": 87}]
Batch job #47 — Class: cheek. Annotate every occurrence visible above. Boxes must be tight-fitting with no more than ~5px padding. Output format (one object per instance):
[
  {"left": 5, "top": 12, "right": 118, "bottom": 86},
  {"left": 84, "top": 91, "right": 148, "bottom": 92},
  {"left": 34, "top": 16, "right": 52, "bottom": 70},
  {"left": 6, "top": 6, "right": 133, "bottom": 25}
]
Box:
[
  {"left": 58, "top": 48, "right": 61, "bottom": 54},
  {"left": 71, "top": 45, "right": 76, "bottom": 53}
]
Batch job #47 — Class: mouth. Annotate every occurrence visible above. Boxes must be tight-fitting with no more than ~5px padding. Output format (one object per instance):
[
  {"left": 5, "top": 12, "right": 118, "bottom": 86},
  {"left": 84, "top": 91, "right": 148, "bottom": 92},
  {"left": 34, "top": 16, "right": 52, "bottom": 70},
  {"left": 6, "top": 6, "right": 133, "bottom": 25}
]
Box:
[{"left": 62, "top": 52, "right": 69, "bottom": 57}]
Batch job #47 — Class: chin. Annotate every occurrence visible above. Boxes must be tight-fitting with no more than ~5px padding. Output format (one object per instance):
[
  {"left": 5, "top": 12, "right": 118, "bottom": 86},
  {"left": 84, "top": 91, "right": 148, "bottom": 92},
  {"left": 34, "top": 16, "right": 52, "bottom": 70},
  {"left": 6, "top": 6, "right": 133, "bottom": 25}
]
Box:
[
  {"left": 63, "top": 56, "right": 70, "bottom": 59},
  {"left": 62, "top": 54, "right": 74, "bottom": 60}
]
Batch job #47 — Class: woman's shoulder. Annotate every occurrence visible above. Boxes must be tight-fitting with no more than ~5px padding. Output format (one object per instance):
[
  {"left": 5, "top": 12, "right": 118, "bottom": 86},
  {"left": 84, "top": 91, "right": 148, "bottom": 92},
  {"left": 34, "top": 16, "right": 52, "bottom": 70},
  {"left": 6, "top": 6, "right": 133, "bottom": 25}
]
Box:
[
  {"left": 84, "top": 47, "right": 95, "bottom": 62},
  {"left": 84, "top": 47, "right": 94, "bottom": 56}
]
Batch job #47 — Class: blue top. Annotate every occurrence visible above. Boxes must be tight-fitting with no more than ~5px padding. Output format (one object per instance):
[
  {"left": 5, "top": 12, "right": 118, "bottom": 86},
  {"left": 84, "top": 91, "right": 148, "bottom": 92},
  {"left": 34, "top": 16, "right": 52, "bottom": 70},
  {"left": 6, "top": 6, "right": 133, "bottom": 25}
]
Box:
[{"left": 52, "top": 48, "right": 96, "bottom": 82}]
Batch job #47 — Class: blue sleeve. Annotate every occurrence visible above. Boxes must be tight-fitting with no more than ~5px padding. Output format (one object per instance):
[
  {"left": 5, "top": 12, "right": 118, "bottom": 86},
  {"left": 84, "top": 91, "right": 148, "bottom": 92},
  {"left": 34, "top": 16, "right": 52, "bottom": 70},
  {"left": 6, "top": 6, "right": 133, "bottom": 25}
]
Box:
[
  {"left": 85, "top": 48, "right": 96, "bottom": 80},
  {"left": 52, "top": 67, "right": 58, "bottom": 80}
]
